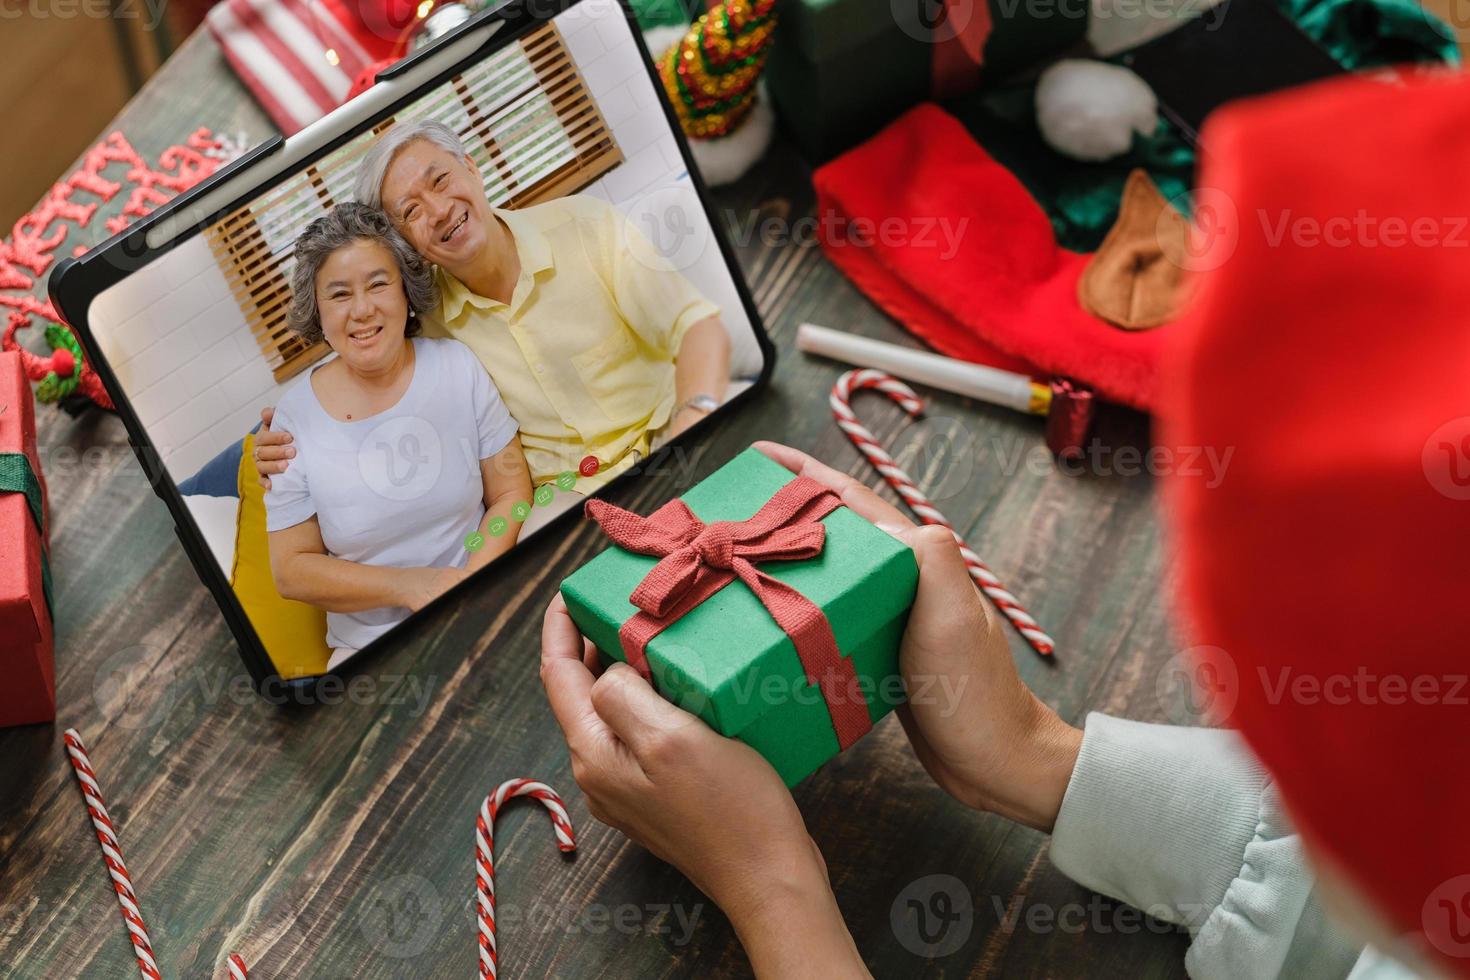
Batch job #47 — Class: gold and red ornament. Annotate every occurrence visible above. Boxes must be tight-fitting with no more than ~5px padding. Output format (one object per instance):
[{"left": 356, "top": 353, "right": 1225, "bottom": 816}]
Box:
[
  {"left": 658, "top": 0, "right": 776, "bottom": 140},
  {"left": 643, "top": 0, "right": 777, "bottom": 186}
]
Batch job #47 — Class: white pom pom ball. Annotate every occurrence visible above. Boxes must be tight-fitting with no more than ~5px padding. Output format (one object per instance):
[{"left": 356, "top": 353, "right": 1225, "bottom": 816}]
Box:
[{"left": 1035, "top": 59, "right": 1159, "bottom": 162}]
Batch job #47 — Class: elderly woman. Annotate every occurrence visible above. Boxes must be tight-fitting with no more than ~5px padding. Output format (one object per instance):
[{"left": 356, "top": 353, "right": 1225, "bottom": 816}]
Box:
[{"left": 265, "top": 203, "right": 532, "bottom": 668}]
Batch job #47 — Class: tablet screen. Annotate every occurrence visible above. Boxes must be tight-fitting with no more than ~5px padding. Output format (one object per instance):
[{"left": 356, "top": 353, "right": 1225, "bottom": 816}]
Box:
[{"left": 79, "top": 0, "right": 766, "bottom": 681}]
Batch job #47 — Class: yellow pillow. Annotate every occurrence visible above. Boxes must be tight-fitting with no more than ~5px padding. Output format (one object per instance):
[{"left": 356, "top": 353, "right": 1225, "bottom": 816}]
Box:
[{"left": 229, "top": 433, "right": 332, "bottom": 680}]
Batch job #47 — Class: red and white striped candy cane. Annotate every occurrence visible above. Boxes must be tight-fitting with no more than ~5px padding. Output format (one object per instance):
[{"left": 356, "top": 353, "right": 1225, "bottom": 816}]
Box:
[
  {"left": 62, "top": 728, "right": 162, "bottom": 980},
  {"left": 477, "top": 778, "right": 577, "bottom": 979},
  {"left": 830, "top": 369, "right": 1056, "bottom": 657},
  {"left": 64, "top": 727, "right": 575, "bottom": 979}
]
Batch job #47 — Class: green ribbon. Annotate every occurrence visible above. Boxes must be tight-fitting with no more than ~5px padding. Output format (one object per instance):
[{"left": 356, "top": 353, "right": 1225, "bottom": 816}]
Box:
[{"left": 0, "top": 452, "right": 53, "bottom": 621}]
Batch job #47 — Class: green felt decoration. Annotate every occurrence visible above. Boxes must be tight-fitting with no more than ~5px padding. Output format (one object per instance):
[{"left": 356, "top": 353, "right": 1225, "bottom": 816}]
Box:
[{"left": 947, "top": 0, "right": 1457, "bottom": 252}]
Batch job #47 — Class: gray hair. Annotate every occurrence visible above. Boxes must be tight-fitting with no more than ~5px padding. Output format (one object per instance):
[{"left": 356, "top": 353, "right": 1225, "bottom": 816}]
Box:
[
  {"left": 286, "top": 203, "right": 439, "bottom": 346},
  {"left": 353, "top": 119, "right": 473, "bottom": 211}
]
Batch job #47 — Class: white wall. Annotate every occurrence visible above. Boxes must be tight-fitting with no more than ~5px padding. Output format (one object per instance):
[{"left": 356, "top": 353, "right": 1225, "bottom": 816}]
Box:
[
  {"left": 87, "top": 234, "right": 286, "bottom": 482},
  {"left": 87, "top": 0, "right": 759, "bottom": 483}
]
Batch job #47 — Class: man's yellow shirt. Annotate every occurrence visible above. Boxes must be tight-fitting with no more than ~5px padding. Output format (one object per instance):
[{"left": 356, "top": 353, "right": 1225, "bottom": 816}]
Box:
[{"left": 419, "top": 194, "right": 719, "bottom": 492}]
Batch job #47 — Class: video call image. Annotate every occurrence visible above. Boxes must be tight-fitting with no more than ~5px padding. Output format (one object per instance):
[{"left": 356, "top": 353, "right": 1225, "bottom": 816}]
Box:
[{"left": 83, "top": 0, "right": 764, "bottom": 680}]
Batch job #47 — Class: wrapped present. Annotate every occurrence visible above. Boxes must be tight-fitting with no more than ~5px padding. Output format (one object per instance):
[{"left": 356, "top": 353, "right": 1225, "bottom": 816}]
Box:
[
  {"left": 560, "top": 447, "right": 918, "bottom": 786},
  {"left": 630, "top": 0, "right": 705, "bottom": 29},
  {"left": 0, "top": 351, "right": 55, "bottom": 728},
  {"left": 765, "top": 0, "right": 1087, "bottom": 161}
]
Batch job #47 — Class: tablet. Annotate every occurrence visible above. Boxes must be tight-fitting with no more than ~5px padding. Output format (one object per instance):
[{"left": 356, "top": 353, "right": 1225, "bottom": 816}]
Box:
[{"left": 48, "top": 0, "right": 773, "bottom": 694}]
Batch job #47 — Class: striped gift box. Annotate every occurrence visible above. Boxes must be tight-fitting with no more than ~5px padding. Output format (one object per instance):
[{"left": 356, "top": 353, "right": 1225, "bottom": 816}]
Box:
[{"left": 207, "top": 0, "right": 400, "bottom": 135}]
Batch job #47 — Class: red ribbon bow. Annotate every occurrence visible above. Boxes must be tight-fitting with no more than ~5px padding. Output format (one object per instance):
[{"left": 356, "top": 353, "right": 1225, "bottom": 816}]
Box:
[{"left": 584, "top": 476, "right": 873, "bottom": 750}]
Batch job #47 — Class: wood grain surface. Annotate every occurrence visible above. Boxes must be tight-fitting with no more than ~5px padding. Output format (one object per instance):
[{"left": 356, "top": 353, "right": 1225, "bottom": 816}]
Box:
[{"left": 0, "top": 27, "right": 1198, "bottom": 980}]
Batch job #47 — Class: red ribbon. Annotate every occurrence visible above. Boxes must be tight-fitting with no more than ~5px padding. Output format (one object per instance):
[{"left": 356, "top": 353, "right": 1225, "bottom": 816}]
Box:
[{"left": 584, "top": 476, "right": 873, "bottom": 750}]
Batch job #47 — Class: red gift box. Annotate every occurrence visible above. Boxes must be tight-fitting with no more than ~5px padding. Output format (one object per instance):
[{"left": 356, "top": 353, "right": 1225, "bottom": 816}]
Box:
[{"left": 0, "top": 351, "right": 54, "bottom": 728}]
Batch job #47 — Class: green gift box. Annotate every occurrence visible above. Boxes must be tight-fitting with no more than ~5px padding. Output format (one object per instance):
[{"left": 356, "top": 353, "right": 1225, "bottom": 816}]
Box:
[
  {"left": 627, "top": 0, "right": 702, "bottom": 30},
  {"left": 766, "top": 0, "right": 1089, "bottom": 162},
  {"left": 560, "top": 447, "right": 918, "bottom": 786}
]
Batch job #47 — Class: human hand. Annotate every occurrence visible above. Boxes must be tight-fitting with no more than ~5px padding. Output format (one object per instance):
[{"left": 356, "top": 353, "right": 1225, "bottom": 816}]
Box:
[
  {"left": 668, "top": 404, "right": 712, "bottom": 438},
  {"left": 404, "top": 566, "right": 469, "bottom": 612},
  {"left": 254, "top": 406, "right": 295, "bottom": 491},
  {"left": 540, "top": 596, "right": 870, "bottom": 978},
  {"left": 754, "top": 441, "right": 1082, "bottom": 833}
]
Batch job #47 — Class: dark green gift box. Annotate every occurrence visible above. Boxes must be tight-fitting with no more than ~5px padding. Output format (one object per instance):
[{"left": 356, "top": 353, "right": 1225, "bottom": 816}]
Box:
[
  {"left": 766, "top": 0, "right": 1089, "bottom": 162},
  {"left": 560, "top": 447, "right": 918, "bottom": 786}
]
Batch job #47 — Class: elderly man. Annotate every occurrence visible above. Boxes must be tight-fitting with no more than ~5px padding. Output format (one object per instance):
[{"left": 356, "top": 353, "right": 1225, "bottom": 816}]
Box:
[{"left": 255, "top": 119, "right": 731, "bottom": 527}]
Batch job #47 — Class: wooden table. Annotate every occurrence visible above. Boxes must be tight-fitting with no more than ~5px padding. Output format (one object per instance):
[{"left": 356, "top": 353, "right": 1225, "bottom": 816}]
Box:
[{"left": 0, "top": 27, "right": 1193, "bottom": 979}]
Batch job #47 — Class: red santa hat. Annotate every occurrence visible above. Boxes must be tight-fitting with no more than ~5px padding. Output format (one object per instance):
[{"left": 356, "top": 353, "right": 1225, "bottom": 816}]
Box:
[{"left": 1162, "top": 68, "right": 1470, "bottom": 974}]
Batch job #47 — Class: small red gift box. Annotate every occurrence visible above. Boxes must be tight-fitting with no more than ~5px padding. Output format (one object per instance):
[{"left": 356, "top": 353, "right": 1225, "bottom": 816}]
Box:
[{"left": 0, "top": 351, "right": 54, "bottom": 728}]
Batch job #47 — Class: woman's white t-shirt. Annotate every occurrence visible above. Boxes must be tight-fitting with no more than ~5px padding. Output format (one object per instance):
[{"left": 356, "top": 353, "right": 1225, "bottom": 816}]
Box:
[{"left": 264, "top": 336, "right": 518, "bottom": 651}]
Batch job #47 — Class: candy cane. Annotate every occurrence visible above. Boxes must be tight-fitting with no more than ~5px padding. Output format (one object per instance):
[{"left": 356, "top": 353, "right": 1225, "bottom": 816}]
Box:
[
  {"left": 477, "top": 779, "right": 577, "bottom": 979},
  {"left": 62, "top": 729, "right": 162, "bottom": 980},
  {"left": 62, "top": 728, "right": 575, "bottom": 979},
  {"left": 830, "top": 369, "right": 1056, "bottom": 657}
]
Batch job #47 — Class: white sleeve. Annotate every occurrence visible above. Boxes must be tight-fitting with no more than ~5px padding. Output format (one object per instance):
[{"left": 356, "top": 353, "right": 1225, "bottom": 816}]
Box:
[
  {"left": 1049, "top": 713, "right": 1366, "bottom": 980},
  {"left": 261, "top": 404, "right": 316, "bottom": 531},
  {"left": 460, "top": 343, "right": 518, "bottom": 460}
]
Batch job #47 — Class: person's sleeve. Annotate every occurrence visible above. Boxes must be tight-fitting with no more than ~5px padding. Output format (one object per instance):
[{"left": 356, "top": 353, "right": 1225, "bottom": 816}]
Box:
[
  {"left": 1050, "top": 713, "right": 1365, "bottom": 980},
  {"left": 261, "top": 405, "right": 316, "bottom": 531},
  {"left": 461, "top": 344, "right": 518, "bottom": 460},
  {"left": 601, "top": 198, "right": 720, "bottom": 357},
  {"left": 1344, "top": 947, "right": 1425, "bottom": 980}
]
